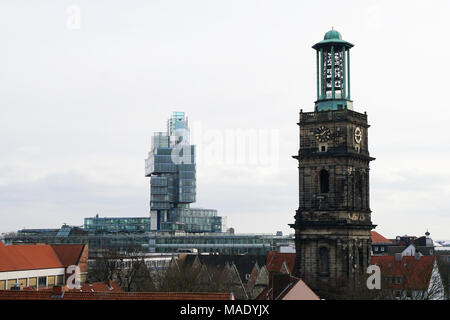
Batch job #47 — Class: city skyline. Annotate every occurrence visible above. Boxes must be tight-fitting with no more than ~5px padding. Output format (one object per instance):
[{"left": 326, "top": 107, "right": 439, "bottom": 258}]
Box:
[{"left": 1, "top": 1, "right": 449, "bottom": 240}]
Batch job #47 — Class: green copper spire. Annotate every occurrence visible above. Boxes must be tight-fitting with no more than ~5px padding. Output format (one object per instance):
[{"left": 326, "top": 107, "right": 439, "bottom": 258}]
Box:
[
  {"left": 324, "top": 29, "right": 342, "bottom": 40},
  {"left": 313, "top": 29, "right": 354, "bottom": 112}
]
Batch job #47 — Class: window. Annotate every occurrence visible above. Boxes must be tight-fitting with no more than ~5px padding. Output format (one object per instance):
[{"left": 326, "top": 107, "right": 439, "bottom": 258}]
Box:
[
  {"left": 355, "top": 171, "right": 363, "bottom": 199},
  {"left": 359, "top": 248, "right": 364, "bottom": 269},
  {"left": 319, "top": 247, "right": 330, "bottom": 275},
  {"left": 320, "top": 169, "right": 330, "bottom": 193},
  {"left": 38, "top": 276, "right": 47, "bottom": 288}
]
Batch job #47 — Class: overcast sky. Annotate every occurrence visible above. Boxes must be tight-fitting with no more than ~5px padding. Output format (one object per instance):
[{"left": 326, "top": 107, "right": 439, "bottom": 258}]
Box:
[{"left": 0, "top": 0, "right": 449, "bottom": 240}]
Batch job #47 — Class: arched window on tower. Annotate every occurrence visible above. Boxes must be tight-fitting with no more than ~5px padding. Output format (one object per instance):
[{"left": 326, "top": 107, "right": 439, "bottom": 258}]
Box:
[
  {"left": 320, "top": 169, "right": 330, "bottom": 193},
  {"left": 355, "top": 171, "right": 363, "bottom": 208},
  {"left": 319, "top": 247, "right": 330, "bottom": 275},
  {"left": 344, "top": 250, "right": 350, "bottom": 279},
  {"left": 355, "top": 171, "right": 362, "bottom": 197},
  {"left": 359, "top": 247, "right": 364, "bottom": 270}
]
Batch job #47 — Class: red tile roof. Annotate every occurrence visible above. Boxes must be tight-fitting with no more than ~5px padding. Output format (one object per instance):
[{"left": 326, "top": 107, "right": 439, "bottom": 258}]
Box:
[
  {"left": 50, "top": 244, "right": 87, "bottom": 267},
  {"left": 371, "top": 255, "right": 435, "bottom": 290},
  {"left": 266, "top": 251, "right": 296, "bottom": 274},
  {"left": 0, "top": 244, "right": 63, "bottom": 272},
  {"left": 75, "top": 281, "right": 123, "bottom": 293},
  {"left": 24, "top": 281, "right": 123, "bottom": 293},
  {"left": 371, "top": 231, "right": 392, "bottom": 244},
  {"left": 0, "top": 290, "right": 234, "bottom": 300},
  {"left": 256, "top": 273, "right": 319, "bottom": 300}
]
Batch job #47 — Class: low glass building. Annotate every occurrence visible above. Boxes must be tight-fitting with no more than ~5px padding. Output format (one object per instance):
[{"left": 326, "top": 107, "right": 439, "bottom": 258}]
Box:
[
  {"left": 160, "top": 208, "right": 222, "bottom": 233},
  {"left": 4, "top": 227, "right": 294, "bottom": 256},
  {"left": 84, "top": 215, "right": 150, "bottom": 233}
]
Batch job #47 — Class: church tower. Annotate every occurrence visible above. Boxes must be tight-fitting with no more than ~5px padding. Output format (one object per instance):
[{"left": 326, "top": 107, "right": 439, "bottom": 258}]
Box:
[{"left": 290, "top": 29, "right": 375, "bottom": 296}]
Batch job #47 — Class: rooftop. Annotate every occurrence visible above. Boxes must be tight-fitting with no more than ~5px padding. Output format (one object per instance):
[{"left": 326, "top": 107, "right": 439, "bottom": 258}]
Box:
[
  {"left": 50, "top": 244, "right": 87, "bottom": 267},
  {"left": 0, "top": 289, "right": 234, "bottom": 300},
  {"left": 266, "top": 251, "right": 296, "bottom": 274},
  {"left": 371, "top": 231, "right": 392, "bottom": 244},
  {"left": 324, "top": 29, "right": 342, "bottom": 40},
  {"left": 371, "top": 255, "right": 436, "bottom": 290},
  {"left": 23, "top": 280, "right": 123, "bottom": 293},
  {"left": 0, "top": 244, "right": 63, "bottom": 272},
  {"left": 0, "top": 243, "right": 88, "bottom": 273},
  {"left": 312, "top": 28, "right": 354, "bottom": 50}
]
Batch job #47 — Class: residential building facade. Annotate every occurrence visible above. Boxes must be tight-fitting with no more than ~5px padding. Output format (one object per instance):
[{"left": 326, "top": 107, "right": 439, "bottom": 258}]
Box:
[
  {"left": 372, "top": 255, "right": 445, "bottom": 300},
  {"left": 0, "top": 242, "right": 88, "bottom": 290}
]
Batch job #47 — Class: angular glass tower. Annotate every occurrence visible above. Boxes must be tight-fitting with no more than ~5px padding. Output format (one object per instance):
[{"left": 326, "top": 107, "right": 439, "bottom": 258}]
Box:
[{"left": 145, "top": 112, "right": 221, "bottom": 233}]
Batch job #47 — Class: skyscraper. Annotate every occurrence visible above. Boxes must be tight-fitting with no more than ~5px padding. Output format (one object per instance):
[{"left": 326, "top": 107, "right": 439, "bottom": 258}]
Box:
[{"left": 145, "top": 112, "right": 221, "bottom": 233}]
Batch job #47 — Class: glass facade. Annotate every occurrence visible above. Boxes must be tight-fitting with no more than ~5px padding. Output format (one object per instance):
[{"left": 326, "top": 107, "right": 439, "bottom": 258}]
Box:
[
  {"left": 84, "top": 216, "right": 150, "bottom": 233},
  {"left": 159, "top": 208, "right": 222, "bottom": 233},
  {"left": 17, "top": 229, "right": 59, "bottom": 236},
  {"left": 145, "top": 112, "right": 222, "bottom": 233},
  {"left": 4, "top": 229, "right": 294, "bottom": 256}
]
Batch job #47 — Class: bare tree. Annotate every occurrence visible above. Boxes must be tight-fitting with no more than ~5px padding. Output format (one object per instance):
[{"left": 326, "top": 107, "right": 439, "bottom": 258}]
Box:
[
  {"left": 368, "top": 258, "right": 445, "bottom": 300},
  {"left": 156, "top": 259, "right": 235, "bottom": 294},
  {"left": 436, "top": 254, "right": 450, "bottom": 300},
  {"left": 88, "top": 246, "right": 155, "bottom": 292}
]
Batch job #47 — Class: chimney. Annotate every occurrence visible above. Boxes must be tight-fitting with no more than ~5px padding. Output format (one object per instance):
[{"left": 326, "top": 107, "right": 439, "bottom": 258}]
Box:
[
  {"left": 52, "top": 286, "right": 63, "bottom": 295},
  {"left": 51, "top": 286, "right": 66, "bottom": 299},
  {"left": 10, "top": 283, "right": 22, "bottom": 291}
]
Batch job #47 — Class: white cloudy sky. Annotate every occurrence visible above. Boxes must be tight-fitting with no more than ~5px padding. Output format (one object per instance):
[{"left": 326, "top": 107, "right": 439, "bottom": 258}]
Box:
[{"left": 0, "top": 0, "right": 449, "bottom": 240}]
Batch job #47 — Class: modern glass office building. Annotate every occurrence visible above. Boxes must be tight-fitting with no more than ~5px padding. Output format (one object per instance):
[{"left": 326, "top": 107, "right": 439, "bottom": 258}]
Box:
[
  {"left": 2, "top": 112, "right": 297, "bottom": 255},
  {"left": 5, "top": 227, "right": 294, "bottom": 256},
  {"left": 84, "top": 215, "right": 150, "bottom": 233},
  {"left": 145, "top": 112, "right": 221, "bottom": 233}
]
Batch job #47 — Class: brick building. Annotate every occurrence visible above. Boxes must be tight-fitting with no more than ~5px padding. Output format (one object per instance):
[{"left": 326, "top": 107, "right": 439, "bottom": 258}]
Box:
[{"left": 0, "top": 242, "right": 88, "bottom": 290}]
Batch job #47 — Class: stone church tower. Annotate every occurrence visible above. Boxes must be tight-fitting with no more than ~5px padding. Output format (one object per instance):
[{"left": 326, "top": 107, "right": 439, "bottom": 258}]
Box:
[{"left": 290, "top": 29, "right": 375, "bottom": 295}]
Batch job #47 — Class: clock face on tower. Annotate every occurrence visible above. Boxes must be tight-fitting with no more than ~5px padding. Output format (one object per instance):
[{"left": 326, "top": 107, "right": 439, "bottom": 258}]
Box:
[
  {"left": 354, "top": 127, "right": 362, "bottom": 144},
  {"left": 315, "top": 126, "right": 331, "bottom": 142}
]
